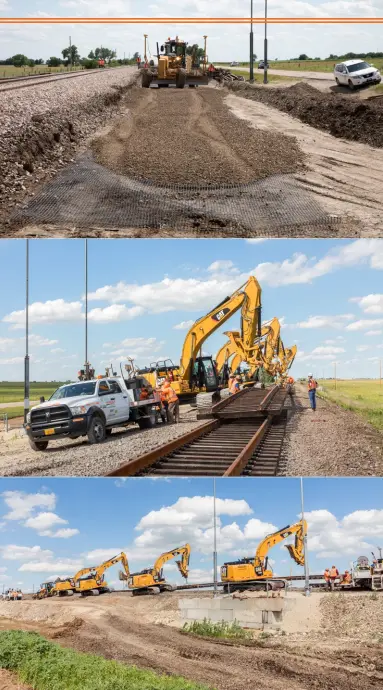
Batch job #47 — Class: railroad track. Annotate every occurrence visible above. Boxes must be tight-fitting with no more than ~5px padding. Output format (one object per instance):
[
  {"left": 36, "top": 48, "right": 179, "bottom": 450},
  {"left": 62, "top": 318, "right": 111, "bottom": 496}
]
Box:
[
  {"left": 0, "top": 67, "right": 117, "bottom": 93},
  {"left": 109, "top": 385, "right": 289, "bottom": 478}
]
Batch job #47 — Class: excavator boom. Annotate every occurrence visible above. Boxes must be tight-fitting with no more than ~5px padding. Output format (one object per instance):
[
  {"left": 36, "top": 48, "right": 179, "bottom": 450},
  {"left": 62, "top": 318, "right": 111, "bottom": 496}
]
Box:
[
  {"left": 181, "top": 276, "right": 261, "bottom": 383},
  {"left": 153, "top": 543, "right": 191, "bottom": 579}
]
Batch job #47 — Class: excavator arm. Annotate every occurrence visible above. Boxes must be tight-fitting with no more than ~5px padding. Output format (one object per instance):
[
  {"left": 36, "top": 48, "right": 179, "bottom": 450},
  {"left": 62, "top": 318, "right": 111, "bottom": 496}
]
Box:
[
  {"left": 75, "top": 552, "right": 130, "bottom": 586},
  {"left": 180, "top": 276, "right": 261, "bottom": 383},
  {"left": 254, "top": 520, "right": 307, "bottom": 575},
  {"left": 153, "top": 544, "right": 191, "bottom": 580},
  {"left": 216, "top": 318, "right": 281, "bottom": 380}
]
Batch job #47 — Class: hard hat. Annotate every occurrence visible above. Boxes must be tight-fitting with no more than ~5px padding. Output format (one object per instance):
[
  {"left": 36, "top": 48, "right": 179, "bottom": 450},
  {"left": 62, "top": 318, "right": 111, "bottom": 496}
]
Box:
[{"left": 308, "top": 373, "right": 313, "bottom": 377}]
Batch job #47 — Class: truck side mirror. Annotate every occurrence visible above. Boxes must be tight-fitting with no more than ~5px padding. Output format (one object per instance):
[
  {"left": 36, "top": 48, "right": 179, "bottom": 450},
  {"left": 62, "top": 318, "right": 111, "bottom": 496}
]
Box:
[{"left": 40, "top": 396, "right": 45, "bottom": 403}]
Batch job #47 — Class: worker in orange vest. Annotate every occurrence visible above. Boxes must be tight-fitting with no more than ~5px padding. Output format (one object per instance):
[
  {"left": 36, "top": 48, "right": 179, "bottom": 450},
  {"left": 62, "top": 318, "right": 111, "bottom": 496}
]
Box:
[
  {"left": 307, "top": 373, "right": 318, "bottom": 412},
  {"left": 288, "top": 376, "right": 294, "bottom": 385},
  {"left": 162, "top": 379, "right": 179, "bottom": 423},
  {"left": 341, "top": 570, "right": 352, "bottom": 585},
  {"left": 330, "top": 565, "right": 339, "bottom": 589},
  {"left": 323, "top": 568, "right": 331, "bottom": 589},
  {"left": 229, "top": 375, "right": 241, "bottom": 395},
  {"left": 136, "top": 56, "right": 141, "bottom": 69}
]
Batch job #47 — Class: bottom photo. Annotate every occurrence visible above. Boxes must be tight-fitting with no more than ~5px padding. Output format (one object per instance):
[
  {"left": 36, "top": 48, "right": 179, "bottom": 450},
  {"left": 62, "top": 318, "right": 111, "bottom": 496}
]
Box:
[{"left": 0, "top": 477, "right": 381, "bottom": 690}]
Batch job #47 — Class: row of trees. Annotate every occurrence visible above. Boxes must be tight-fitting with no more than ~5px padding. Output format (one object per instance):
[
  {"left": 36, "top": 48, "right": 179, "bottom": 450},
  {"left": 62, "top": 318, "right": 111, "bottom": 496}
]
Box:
[
  {"left": 0, "top": 46, "right": 141, "bottom": 69},
  {"left": 293, "top": 52, "right": 383, "bottom": 62}
]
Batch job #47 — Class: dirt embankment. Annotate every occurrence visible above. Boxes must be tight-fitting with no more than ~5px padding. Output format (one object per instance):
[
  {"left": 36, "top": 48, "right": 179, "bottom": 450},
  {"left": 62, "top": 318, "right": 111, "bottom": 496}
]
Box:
[
  {"left": 1, "top": 593, "right": 383, "bottom": 690},
  {"left": 0, "top": 669, "right": 32, "bottom": 690},
  {"left": 0, "top": 70, "right": 140, "bottom": 229},
  {"left": 91, "top": 87, "right": 305, "bottom": 185},
  {"left": 228, "top": 81, "right": 383, "bottom": 148}
]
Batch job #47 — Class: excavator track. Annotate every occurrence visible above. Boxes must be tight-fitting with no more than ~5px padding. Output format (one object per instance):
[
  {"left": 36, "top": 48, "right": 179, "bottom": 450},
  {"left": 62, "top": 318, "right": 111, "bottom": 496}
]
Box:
[{"left": 108, "top": 385, "right": 288, "bottom": 478}]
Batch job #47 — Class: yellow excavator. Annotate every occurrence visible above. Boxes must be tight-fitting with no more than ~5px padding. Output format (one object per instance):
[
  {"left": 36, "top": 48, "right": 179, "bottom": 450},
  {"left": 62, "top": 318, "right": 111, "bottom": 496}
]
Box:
[
  {"left": 33, "top": 581, "right": 56, "bottom": 599},
  {"left": 51, "top": 553, "right": 130, "bottom": 597},
  {"left": 141, "top": 35, "right": 209, "bottom": 89},
  {"left": 137, "top": 276, "right": 262, "bottom": 403},
  {"left": 221, "top": 520, "right": 307, "bottom": 590},
  {"left": 216, "top": 317, "right": 281, "bottom": 384},
  {"left": 124, "top": 544, "right": 191, "bottom": 595}
]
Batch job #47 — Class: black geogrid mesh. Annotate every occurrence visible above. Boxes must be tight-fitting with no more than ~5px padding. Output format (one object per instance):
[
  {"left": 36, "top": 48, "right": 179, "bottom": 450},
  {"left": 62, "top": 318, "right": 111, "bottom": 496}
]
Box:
[{"left": 12, "top": 152, "right": 340, "bottom": 232}]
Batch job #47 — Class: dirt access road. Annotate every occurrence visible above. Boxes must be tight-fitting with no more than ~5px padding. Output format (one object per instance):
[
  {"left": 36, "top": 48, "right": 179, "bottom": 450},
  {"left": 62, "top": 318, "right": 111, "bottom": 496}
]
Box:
[
  {"left": 0, "top": 392, "right": 382, "bottom": 477},
  {"left": 10, "top": 84, "right": 377, "bottom": 237},
  {"left": 0, "top": 592, "right": 382, "bottom": 690}
]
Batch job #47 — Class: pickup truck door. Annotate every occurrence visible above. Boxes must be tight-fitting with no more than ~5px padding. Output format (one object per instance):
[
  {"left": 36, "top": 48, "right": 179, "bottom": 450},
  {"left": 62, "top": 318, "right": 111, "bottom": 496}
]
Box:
[
  {"left": 97, "top": 380, "right": 118, "bottom": 424},
  {"left": 108, "top": 380, "right": 130, "bottom": 422}
]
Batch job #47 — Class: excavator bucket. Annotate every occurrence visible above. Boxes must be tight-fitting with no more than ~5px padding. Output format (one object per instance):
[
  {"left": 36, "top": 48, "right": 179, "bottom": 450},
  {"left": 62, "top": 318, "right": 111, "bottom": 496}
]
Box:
[{"left": 285, "top": 544, "right": 305, "bottom": 566}]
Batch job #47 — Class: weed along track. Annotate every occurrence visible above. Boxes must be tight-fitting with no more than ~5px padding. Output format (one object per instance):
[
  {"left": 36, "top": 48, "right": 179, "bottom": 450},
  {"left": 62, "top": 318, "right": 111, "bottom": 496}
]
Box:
[{"left": 109, "top": 386, "right": 289, "bottom": 477}]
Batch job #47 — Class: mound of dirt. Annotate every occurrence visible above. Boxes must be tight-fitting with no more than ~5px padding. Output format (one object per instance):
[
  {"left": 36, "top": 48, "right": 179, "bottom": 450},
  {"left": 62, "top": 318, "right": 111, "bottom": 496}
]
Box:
[
  {"left": 91, "top": 87, "right": 305, "bottom": 185},
  {"left": 228, "top": 81, "right": 383, "bottom": 148}
]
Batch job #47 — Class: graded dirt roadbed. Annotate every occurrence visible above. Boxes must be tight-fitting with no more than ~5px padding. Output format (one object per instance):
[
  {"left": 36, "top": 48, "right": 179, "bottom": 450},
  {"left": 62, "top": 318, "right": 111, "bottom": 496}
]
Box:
[
  {"left": 7, "top": 84, "right": 374, "bottom": 237},
  {"left": 0, "top": 593, "right": 382, "bottom": 690}
]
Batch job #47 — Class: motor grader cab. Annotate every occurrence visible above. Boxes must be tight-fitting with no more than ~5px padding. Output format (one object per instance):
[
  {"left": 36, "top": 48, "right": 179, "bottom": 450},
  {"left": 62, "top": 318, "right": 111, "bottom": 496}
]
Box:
[
  {"left": 221, "top": 520, "right": 307, "bottom": 590},
  {"left": 127, "top": 544, "right": 190, "bottom": 595},
  {"left": 141, "top": 35, "right": 209, "bottom": 88}
]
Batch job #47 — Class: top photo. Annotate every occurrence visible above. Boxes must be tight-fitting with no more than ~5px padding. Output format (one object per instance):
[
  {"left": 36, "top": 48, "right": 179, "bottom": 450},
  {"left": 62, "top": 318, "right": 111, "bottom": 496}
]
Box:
[{"left": 1, "top": 4, "right": 383, "bottom": 237}]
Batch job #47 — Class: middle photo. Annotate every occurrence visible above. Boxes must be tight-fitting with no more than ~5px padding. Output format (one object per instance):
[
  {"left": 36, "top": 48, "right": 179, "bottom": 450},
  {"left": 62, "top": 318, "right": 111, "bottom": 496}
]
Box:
[{"left": 0, "top": 237, "right": 382, "bottom": 478}]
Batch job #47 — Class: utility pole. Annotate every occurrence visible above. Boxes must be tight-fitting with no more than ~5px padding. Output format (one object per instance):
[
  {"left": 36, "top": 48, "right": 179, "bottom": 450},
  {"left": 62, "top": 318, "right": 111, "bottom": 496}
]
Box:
[
  {"left": 213, "top": 479, "right": 218, "bottom": 597},
  {"left": 69, "top": 36, "right": 72, "bottom": 71},
  {"left": 85, "top": 239, "right": 89, "bottom": 379},
  {"left": 24, "top": 240, "right": 30, "bottom": 425},
  {"left": 300, "top": 477, "right": 310, "bottom": 597},
  {"left": 249, "top": 0, "right": 254, "bottom": 83},
  {"left": 263, "top": 0, "right": 268, "bottom": 84}
]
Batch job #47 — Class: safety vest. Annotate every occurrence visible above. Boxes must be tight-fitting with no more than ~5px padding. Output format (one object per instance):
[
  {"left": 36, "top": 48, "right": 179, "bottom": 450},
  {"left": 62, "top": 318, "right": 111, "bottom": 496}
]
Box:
[
  {"left": 330, "top": 567, "right": 338, "bottom": 578},
  {"left": 162, "top": 384, "right": 178, "bottom": 404},
  {"left": 139, "top": 389, "right": 149, "bottom": 400},
  {"left": 230, "top": 380, "right": 240, "bottom": 395},
  {"left": 324, "top": 570, "right": 330, "bottom": 581},
  {"left": 308, "top": 379, "right": 318, "bottom": 390}
]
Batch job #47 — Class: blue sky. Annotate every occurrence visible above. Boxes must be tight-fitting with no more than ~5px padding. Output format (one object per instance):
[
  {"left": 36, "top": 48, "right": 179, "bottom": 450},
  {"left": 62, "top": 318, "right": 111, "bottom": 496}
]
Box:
[
  {"left": 1, "top": 2, "right": 383, "bottom": 61},
  {"left": 1, "top": 239, "right": 383, "bottom": 383},
  {"left": 0, "top": 477, "right": 382, "bottom": 592}
]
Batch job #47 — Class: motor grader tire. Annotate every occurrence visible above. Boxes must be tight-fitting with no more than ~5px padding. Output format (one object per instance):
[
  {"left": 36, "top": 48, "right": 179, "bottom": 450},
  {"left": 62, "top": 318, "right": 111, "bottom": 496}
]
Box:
[
  {"left": 141, "top": 70, "right": 153, "bottom": 88},
  {"left": 176, "top": 69, "right": 186, "bottom": 88}
]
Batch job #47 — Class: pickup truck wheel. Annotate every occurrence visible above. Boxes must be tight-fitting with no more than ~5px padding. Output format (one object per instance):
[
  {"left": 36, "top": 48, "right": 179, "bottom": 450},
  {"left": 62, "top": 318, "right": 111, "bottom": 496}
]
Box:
[
  {"left": 28, "top": 438, "right": 49, "bottom": 452},
  {"left": 348, "top": 79, "right": 355, "bottom": 90},
  {"left": 87, "top": 415, "right": 106, "bottom": 444}
]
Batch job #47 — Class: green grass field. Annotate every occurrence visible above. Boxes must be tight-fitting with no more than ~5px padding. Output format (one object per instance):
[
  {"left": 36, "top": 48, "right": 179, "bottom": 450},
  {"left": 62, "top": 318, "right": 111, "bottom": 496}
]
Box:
[
  {"left": 0, "top": 382, "right": 64, "bottom": 404},
  {"left": 317, "top": 379, "right": 383, "bottom": 432},
  {"left": 232, "top": 69, "right": 299, "bottom": 83},
  {"left": 0, "top": 630, "right": 212, "bottom": 690},
  {"left": 220, "top": 59, "right": 383, "bottom": 72}
]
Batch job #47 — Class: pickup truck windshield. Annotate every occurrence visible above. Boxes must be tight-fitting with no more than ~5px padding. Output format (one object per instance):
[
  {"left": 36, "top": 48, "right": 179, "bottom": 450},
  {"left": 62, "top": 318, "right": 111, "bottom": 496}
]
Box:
[{"left": 50, "top": 382, "right": 97, "bottom": 400}]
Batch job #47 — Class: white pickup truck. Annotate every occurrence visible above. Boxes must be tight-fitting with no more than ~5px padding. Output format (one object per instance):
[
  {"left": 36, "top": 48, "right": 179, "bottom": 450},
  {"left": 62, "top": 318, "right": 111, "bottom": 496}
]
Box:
[{"left": 25, "top": 375, "right": 162, "bottom": 452}]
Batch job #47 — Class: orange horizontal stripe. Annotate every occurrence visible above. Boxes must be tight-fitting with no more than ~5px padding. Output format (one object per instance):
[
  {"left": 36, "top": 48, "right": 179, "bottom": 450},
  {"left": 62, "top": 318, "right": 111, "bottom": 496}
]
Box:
[{"left": 1, "top": 17, "right": 383, "bottom": 24}]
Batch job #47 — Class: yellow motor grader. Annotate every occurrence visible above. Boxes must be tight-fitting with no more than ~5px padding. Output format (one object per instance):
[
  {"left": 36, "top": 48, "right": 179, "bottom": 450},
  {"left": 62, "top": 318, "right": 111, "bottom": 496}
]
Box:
[{"left": 141, "top": 35, "right": 209, "bottom": 89}]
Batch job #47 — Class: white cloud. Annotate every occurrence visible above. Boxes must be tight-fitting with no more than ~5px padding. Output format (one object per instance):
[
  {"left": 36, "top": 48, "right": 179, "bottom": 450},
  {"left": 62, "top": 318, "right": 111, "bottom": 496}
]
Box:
[
  {"left": 243, "top": 518, "right": 278, "bottom": 539},
  {"left": 173, "top": 320, "right": 194, "bottom": 330},
  {"left": 29, "top": 334, "right": 58, "bottom": 347},
  {"left": 2, "top": 491, "right": 56, "bottom": 520},
  {"left": 24, "top": 512, "right": 67, "bottom": 533},
  {"left": 51, "top": 348, "right": 66, "bottom": 354},
  {"left": 365, "top": 330, "right": 382, "bottom": 337},
  {"left": 350, "top": 294, "right": 383, "bottom": 314},
  {"left": 88, "top": 305, "right": 144, "bottom": 323},
  {"left": 0, "top": 545, "right": 53, "bottom": 562},
  {"left": 19, "top": 559, "right": 83, "bottom": 574},
  {"left": 3, "top": 300, "right": 83, "bottom": 329},
  {"left": 305, "top": 508, "right": 383, "bottom": 559},
  {"left": 311, "top": 346, "right": 345, "bottom": 355},
  {"left": 356, "top": 345, "right": 370, "bottom": 352},
  {"left": 208, "top": 260, "right": 235, "bottom": 272},
  {"left": 287, "top": 314, "right": 353, "bottom": 330},
  {"left": 346, "top": 319, "right": 383, "bottom": 332},
  {"left": 52, "top": 528, "right": 80, "bottom": 539}
]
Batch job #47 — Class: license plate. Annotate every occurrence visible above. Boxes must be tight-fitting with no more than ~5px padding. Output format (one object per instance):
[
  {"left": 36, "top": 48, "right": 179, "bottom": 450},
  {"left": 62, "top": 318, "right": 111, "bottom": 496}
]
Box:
[{"left": 44, "top": 428, "right": 55, "bottom": 436}]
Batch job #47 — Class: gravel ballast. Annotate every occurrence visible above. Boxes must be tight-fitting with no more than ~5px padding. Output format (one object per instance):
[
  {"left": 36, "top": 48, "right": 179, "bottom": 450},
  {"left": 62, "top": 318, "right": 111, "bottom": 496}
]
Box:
[
  {"left": 228, "top": 81, "right": 383, "bottom": 148},
  {"left": 0, "top": 67, "right": 138, "bottom": 227},
  {"left": 91, "top": 87, "right": 305, "bottom": 185},
  {"left": 0, "top": 409, "right": 207, "bottom": 477}
]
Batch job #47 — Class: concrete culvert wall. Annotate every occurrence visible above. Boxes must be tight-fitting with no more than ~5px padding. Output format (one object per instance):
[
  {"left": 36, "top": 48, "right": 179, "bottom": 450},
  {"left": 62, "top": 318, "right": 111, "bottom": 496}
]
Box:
[{"left": 180, "top": 593, "right": 286, "bottom": 630}]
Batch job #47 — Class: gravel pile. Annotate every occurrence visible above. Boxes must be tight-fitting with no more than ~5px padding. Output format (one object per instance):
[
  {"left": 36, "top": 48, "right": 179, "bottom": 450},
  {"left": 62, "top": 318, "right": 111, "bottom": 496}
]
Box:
[
  {"left": 92, "top": 87, "right": 305, "bottom": 185},
  {"left": 228, "top": 81, "right": 383, "bottom": 148},
  {"left": 320, "top": 594, "right": 383, "bottom": 641},
  {"left": 0, "top": 410, "right": 207, "bottom": 477},
  {"left": 0, "top": 67, "right": 138, "bottom": 226}
]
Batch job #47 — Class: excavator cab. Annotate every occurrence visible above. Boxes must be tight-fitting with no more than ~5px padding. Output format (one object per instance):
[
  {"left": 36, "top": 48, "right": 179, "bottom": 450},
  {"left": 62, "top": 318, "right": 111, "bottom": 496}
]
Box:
[{"left": 191, "top": 356, "right": 219, "bottom": 392}]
